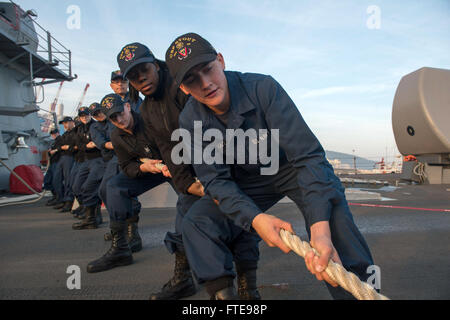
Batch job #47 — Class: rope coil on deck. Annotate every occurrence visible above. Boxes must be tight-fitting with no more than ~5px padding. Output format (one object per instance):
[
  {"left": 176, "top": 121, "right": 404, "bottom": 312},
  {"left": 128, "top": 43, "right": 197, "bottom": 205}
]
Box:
[{"left": 279, "top": 229, "right": 390, "bottom": 300}]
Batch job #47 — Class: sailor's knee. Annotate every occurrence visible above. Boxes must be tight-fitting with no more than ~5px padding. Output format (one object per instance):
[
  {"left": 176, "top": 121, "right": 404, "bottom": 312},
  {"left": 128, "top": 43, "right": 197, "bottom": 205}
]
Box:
[
  {"left": 181, "top": 212, "right": 197, "bottom": 238},
  {"left": 106, "top": 176, "right": 124, "bottom": 196}
]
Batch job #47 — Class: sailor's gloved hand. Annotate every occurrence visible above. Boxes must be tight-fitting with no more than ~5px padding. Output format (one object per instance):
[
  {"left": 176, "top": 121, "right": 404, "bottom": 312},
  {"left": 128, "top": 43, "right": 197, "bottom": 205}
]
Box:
[
  {"left": 252, "top": 213, "right": 294, "bottom": 254},
  {"left": 305, "top": 221, "right": 342, "bottom": 287}
]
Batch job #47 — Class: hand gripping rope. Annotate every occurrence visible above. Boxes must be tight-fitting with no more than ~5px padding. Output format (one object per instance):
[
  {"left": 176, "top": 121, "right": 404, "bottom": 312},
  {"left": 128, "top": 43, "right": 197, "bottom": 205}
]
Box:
[
  {"left": 279, "top": 229, "right": 390, "bottom": 300},
  {"left": 140, "top": 159, "right": 165, "bottom": 170}
]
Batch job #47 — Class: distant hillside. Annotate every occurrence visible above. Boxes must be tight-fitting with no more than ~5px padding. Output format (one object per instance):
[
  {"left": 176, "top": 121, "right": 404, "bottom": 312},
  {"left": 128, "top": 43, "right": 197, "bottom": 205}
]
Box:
[{"left": 325, "top": 150, "right": 377, "bottom": 170}]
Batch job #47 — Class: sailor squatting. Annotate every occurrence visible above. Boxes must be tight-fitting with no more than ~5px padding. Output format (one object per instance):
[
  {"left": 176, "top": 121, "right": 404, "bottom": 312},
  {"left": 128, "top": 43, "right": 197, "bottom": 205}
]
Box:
[{"left": 43, "top": 32, "right": 378, "bottom": 301}]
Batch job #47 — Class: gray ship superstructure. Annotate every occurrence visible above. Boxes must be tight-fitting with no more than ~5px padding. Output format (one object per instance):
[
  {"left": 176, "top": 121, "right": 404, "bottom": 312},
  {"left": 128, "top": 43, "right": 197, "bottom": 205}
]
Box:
[{"left": 0, "top": 1, "right": 75, "bottom": 192}]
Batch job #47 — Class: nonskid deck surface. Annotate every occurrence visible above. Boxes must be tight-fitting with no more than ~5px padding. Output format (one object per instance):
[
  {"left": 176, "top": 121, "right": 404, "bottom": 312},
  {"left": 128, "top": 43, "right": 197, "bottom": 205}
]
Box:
[{"left": 0, "top": 184, "right": 448, "bottom": 300}]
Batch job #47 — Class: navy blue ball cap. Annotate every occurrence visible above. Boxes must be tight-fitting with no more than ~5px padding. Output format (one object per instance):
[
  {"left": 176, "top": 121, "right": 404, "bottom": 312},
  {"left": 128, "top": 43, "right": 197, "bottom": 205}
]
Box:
[
  {"left": 78, "top": 107, "right": 90, "bottom": 116},
  {"left": 101, "top": 94, "right": 126, "bottom": 119},
  {"left": 58, "top": 116, "right": 74, "bottom": 124},
  {"left": 166, "top": 33, "right": 217, "bottom": 85},
  {"left": 111, "top": 70, "right": 125, "bottom": 82},
  {"left": 117, "top": 43, "right": 156, "bottom": 79},
  {"left": 89, "top": 103, "right": 103, "bottom": 115}
]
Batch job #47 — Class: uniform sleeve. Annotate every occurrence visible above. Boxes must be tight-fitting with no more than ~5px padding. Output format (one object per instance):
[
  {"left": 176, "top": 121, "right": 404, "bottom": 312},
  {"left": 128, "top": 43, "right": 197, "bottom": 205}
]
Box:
[
  {"left": 75, "top": 129, "right": 87, "bottom": 154},
  {"left": 52, "top": 136, "right": 63, "bottom": 152},
  {"left": 62, "top": 130, "right": 77, "bottom": 153},
  {"left": 140, "top": 98, "right": 195, "bottom": 194},
  {"left": 151, "top": 125, "right": 196, "bottom": 194},
  {"left": 139, "top": 102, "right": 162, "bottom": 161},
  {"left": 143, "top": 126, "right": 163, "bottom": 161},
  {"left": 172, "top": 90, "right": 198, "bottom": 194},
  {"left": 90, "top": 124, "right": 108, "bottom": 150},
  {"left": 256, "top": 76, "right": 345, "bottom": 226},
  {"left": 111, "top": 130, "right": 144, "bottom": 179},
  {"left": 56, "top": 134, "right": 65, "bottom": 152},
  {"left": 179, "top": 110, "right": 262, "bottom": 232}
]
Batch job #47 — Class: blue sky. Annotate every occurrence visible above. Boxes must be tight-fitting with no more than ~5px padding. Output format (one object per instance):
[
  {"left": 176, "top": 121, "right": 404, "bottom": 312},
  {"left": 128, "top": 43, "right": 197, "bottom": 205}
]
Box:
[{"left": 15, "top": 0, "right": 450, "bottom": 160}]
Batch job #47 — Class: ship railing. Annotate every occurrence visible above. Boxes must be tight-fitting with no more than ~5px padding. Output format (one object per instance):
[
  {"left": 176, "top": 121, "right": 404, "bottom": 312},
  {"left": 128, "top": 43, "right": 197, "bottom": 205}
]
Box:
[
  {"left": 2, "top": 1, "right": 73, "bottom": 80},
  {"left": 21, "top": 15, "right": 72, "bottom": 79}
]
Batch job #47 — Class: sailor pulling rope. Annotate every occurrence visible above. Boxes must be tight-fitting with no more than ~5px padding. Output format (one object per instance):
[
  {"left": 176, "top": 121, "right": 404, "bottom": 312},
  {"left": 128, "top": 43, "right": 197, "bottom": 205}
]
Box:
[{"left": 143, "top": 158, "right": 389, "bottom": 300}]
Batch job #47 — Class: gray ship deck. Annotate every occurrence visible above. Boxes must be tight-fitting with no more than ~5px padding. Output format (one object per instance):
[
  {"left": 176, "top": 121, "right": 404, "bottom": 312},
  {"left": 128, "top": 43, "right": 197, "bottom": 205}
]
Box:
[{"left": 0, "top": 184, "right": 449, "bottom": 300}]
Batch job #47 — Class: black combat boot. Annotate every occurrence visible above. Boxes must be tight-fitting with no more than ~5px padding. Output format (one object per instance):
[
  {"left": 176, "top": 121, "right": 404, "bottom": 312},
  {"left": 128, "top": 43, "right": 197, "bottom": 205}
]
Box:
[
  {"left": 149, "top": 251, "right": 197, "bottom": 300},
  {"left": 126, "top": 216, "right": 142, "bottom": 253},
  {"left": 46, "top": 194, "right": 59, "bottom": 206},
  {"left": 104, "top": 218, "right": 141, "bottom": 249},
  {"left": 237, "top": 268, "right": 261, "bottom": 300},
  {"left": 59, "top": 201, "right": 74, "bottom": 213},
  {"left": 206, "top": 276, "right": 240, "bottom": 300},
  {"left": 86, "top": 221, "right": 133, "bottom": 273},
  {"left": 46, "top": 196, "right": 56, "bottom": 206},
  {"left": 53, "top": 201, "right": 66, "bottom": 210},
  {"left": 72, "top": 206, "right": 98, "bottom": 230},
  {"left": 71, "top": 205, "right": 85, "bottom": 218},
  {"left": 77, "top": 210, "right": 86, "bottom": 219},
  {"left": 95, "top": 203, "right": 103, "bottom": 225}
]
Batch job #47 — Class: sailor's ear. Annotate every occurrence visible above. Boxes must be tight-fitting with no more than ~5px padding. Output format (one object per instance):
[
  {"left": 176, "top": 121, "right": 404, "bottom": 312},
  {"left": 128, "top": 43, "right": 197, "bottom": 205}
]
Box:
[
  {"left": 154, "top": 61, "right": 160, "bottom": 72},
  {"left": 217, "top": 53, "right": 225, "bottom": 70},
  {"left": 179, "top": 84, "right": 189, "bottom": 95}
]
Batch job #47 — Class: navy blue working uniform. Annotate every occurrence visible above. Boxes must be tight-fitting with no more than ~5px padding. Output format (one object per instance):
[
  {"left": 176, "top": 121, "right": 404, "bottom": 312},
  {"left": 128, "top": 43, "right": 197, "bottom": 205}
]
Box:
[
  {"left": 68, "top": 122, "right": 84, "bottom": 206},
  {"left": 72, "top": 112, "right": 105, "bottom": 209},
  {"left": 179, "top": 71, "right": 375, "bottom": 299},
  {"left": 43, "top": 134, "right": 64, "bottom": 200},
  {"left": 90, "top": 116, "right": 116, "bottom": 204},
  {"left": 139, "top": 63, "right": 261, "bottom": 273},
  {"left": 89, "top": 109, "right": 141, "bottom": 215},
  {"left": 57, "top": 123, "right": 76, "bottom": 203},
  {"left": 106, "top": 109, "right": 190, "bottom": 252}
]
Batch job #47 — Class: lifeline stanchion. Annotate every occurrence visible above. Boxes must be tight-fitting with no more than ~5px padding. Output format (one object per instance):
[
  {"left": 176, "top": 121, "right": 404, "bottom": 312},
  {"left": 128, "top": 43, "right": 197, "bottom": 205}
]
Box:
[{"left": 279, "top": 229, "right": 390, "bottom": 300}]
